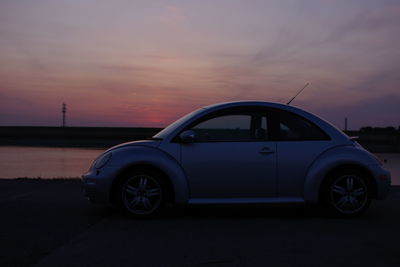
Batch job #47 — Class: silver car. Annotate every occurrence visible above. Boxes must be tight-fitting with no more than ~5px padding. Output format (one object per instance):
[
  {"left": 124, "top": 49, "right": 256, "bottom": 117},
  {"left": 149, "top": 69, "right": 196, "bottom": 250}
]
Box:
[{"left": 82, "top": 101, "right": 391, "bottom": 217}]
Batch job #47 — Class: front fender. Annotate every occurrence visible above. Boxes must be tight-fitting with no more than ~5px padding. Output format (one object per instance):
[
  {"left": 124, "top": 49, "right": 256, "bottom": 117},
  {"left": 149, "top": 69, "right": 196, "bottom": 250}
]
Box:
[
  {"left": 107, "top": 145, "right": 189, "bottom": 204},
  {"left": 303, "top": 145, "right": 380, "bottom": 203}
]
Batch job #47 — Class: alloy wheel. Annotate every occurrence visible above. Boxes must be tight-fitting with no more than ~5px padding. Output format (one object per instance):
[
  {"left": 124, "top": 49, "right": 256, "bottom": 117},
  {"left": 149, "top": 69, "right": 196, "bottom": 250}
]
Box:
[
  {"left": 330, "top": 175, "right": 368, "bottom": 215},
  {"left": 122, "top": 175, "right": 162, "bottom": 215}
]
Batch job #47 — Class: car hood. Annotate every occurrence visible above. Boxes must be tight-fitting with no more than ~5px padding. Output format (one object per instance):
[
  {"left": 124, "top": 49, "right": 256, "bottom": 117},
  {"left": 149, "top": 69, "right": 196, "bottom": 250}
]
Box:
[{"left": 105, "top": 140, "right": 161, "bottom": 153}]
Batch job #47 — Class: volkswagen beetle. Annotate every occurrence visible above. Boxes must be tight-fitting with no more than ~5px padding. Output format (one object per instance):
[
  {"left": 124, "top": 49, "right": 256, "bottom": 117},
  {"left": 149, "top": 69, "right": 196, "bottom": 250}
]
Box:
[{"left": 82, "top": 101, "right": 391, "bottom": 217}]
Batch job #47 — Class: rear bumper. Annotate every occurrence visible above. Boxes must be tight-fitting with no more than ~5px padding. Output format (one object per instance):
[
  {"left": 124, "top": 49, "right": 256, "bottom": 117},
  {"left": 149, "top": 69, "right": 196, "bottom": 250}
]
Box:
[{"left": 370, "top": 164, "right": 391, "bottom": 200}]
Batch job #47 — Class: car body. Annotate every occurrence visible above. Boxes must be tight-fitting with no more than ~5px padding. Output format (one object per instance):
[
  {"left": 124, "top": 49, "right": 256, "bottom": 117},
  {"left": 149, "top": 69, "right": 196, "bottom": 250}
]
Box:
[{"left": 82, "top": 101, "right": 391, "bottom": 217}]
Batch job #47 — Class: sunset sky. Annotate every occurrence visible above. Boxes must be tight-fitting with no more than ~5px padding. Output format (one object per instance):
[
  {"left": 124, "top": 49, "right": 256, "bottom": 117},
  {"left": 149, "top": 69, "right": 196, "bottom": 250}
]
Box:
[{"left": 0, "top": 0, "right": 399, "bottom": 129}]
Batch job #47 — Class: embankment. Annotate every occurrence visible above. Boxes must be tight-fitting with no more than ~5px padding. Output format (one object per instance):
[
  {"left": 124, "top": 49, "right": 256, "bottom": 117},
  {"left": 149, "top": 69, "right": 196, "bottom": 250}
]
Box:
[
  {"left": 0, "top": 126, "right": 399, "bottom": 152},
  {"left": 0, "top": 126, "right": 162, "bottom": 148}
]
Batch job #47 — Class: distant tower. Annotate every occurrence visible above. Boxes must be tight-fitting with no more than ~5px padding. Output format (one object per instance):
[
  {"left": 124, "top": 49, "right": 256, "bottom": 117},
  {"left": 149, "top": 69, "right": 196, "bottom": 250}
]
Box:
[
  {"left": 62, "top": 103, "right": 67, "bottom": 127},
  {"left": 344, "top": 117, "right": 348, "bottom": 131}
]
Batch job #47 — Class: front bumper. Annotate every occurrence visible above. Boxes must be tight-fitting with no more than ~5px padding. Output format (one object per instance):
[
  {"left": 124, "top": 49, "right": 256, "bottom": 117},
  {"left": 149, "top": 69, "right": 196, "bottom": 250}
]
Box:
[{"left": 81, "top": 167, "right": 116, "bottom": 204}]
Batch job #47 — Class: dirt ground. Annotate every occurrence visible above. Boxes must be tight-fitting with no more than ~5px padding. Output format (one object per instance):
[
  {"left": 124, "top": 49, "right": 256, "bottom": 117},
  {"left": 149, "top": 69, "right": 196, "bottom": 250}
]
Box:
[{"left": 1, "top": 179, "right": 399, "bottom": 267}]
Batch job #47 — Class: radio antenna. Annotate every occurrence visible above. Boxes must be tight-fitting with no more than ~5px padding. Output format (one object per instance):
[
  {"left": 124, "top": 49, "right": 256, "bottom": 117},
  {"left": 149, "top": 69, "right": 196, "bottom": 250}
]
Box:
[{"left": 287, "top": 82, "right": 310, "bottom": 105}]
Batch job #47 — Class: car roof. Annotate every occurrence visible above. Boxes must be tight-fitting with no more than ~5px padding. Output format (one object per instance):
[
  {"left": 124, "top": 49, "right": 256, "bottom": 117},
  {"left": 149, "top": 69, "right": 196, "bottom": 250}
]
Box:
[
  {"left": 202, "top": 101, "right": 311, "bottom": 117},
  {"left": 203, "top": 100, "right": 286, "bottom": 109}
]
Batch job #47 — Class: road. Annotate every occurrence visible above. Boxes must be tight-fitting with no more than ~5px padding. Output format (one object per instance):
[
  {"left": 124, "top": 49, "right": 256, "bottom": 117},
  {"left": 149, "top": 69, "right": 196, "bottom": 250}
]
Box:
[{"left": 1, "top": 179, "right": 399, "bottom": 267}]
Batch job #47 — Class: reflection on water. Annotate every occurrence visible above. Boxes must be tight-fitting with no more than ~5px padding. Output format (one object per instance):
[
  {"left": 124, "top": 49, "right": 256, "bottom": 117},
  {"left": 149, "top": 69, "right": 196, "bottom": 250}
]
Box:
[
  {"left": 0, "top": 146, "right": 102, "bottom": 178},
  {"left": 0, "top": 147, "right": 398, "bottom": 184}
]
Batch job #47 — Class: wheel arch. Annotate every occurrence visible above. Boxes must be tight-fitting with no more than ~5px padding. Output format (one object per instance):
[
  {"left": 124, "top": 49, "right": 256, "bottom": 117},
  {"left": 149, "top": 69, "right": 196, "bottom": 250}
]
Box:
[
  {"left": 303, "top": 146, "right": 379, "bottom": 203},
  {"left": 110, "top": 163, "right": 177, "bottom": 205},
  {"left": 317, "top": 163, "right": 377, "bottom": 202},
  {"left": 107, "top": 146, "right": 189, "bottom": 205}
]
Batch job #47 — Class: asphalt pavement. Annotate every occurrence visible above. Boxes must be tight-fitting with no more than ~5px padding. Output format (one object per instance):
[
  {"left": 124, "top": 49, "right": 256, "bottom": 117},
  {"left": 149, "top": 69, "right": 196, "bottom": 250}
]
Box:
[{"left": 1, "top": 179, "right": 400, "bottom": 267}]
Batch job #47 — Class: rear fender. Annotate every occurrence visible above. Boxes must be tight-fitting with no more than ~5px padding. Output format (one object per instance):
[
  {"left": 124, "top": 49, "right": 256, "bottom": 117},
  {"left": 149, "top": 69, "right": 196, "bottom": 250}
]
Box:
[{"left": 303, "top": 145, "right": 378, "bottom": 203}]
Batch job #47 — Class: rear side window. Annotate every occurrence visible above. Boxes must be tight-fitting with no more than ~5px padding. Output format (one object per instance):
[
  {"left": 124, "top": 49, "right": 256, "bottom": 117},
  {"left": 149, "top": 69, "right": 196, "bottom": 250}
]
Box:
[{"left": 275, "top": 110, "right": 329, "bottom": 141}]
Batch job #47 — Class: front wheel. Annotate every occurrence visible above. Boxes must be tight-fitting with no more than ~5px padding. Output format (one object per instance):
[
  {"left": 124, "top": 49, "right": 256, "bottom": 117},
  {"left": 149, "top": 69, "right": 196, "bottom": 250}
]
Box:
[
  {"left": 117, "top": 171, "right": 167, "bottom": 218},
  {"left": 323, "top": 170, "right": 371, "bottom": 217}
]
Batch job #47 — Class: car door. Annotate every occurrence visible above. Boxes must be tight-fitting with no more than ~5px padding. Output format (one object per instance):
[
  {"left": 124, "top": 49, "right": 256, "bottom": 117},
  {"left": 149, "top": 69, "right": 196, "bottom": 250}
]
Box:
[
  {"left": 179, "top": 107, "right": 277, "bottom": 199},
  {"left": 271, "top": 109, "right": 333, "bottom": 197}
]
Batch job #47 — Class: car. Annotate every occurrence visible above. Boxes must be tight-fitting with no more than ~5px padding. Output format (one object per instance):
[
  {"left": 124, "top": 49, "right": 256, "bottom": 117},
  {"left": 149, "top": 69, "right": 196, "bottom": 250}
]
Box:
[{"left": 82, "top": 101, "right": 391, "bottom": 217}]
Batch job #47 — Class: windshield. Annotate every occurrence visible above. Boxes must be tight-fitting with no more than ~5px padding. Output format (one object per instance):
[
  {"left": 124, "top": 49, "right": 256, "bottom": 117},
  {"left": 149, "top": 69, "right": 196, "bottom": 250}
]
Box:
[{"left": 153, "top": 108, "right": 205, "bottom": 139}]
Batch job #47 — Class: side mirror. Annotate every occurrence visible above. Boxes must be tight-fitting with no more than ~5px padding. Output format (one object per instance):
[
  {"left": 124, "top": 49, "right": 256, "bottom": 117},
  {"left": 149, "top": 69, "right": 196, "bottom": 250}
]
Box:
[{"left": 179, "top": 130, "right": 196, "bottom": 143}]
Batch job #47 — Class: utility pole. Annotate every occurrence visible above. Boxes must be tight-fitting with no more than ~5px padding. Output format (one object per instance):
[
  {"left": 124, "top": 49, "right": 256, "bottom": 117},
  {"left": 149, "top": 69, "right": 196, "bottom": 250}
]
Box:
[{"left": 62, "top": 103, "right": 66, "bottom": 127}]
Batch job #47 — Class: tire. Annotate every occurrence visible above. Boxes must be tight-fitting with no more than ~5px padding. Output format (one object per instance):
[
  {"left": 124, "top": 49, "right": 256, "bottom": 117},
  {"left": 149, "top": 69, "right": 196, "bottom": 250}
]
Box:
[
  {"left": 322, "top": 169, "right": 371, "bottom": 217},
  {"left": 116, "top": 170, "right": 168, "bottom": 218}
]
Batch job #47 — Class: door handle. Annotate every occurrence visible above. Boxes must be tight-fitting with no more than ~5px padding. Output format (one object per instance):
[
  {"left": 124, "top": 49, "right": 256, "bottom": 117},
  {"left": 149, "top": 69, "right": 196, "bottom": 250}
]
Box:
[{"left": 259, "top": 147, "right": 275, "bottom": 154}]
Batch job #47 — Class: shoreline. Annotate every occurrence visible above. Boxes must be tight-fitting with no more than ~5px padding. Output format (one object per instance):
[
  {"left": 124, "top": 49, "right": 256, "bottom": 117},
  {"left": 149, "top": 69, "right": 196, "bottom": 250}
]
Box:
[
  {"left": 0, "top": 177, "right": 82, "bottom": 181},
  {"left": 1, "top": 177, "right": 399, "bottom": 189}
]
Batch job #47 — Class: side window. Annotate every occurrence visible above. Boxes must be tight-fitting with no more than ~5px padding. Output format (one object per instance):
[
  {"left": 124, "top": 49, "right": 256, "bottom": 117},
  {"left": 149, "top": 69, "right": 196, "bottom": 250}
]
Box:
[
  {"left": 277, "top": 111, "right": 329, "bottom": 141},
  {"left": 191, "top": 115, "right": 252, "bottom": 142}
]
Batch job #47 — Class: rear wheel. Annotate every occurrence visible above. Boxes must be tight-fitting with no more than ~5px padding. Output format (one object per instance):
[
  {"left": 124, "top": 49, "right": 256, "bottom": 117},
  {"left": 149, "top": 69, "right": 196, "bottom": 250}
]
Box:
[
  {"left": 117, "top": 170, "right": 167, "bottom": 218},
  {"left": 323, "top": 170, "right": 371, "bottom": 217}
]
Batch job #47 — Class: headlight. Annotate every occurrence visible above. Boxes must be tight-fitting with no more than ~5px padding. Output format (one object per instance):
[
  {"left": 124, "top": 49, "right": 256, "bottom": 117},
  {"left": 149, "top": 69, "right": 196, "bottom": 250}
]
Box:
[{"left": 94, "top": 152, "right": 112, "bottom": 169}]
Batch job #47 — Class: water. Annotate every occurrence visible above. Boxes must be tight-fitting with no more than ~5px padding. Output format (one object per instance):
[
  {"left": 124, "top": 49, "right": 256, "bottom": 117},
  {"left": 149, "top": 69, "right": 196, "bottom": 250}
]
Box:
[
  {"left": 0, "top": 146, "right": 102, "bottom": 178},
  {"left": 0, "top": 146, "right": 398, "bottom": 184}
]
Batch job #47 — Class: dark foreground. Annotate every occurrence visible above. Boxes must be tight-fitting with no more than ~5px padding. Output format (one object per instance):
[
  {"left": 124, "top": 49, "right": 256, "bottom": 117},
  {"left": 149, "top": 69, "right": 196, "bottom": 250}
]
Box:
[{"left": 1, "top": 179, "right": 400, "bottom": 267}]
